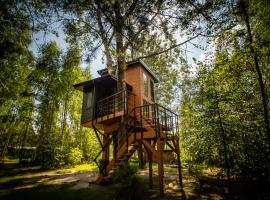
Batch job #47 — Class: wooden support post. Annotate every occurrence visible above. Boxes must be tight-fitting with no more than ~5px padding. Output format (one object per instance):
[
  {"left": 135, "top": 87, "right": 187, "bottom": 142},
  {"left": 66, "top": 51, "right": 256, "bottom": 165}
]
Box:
[
  {"left": 147, "top": 148, "right": 153, "bottom": 189},
  {"left": 138, "top": 142, "right": 144, "bottom": 169},
  {"left": 157, "top": 137, "right": 164, "bottom": 197},
  {"left": 102, "top": 134, "right": 110, "bottom": 175},
  {"left": 175, "top": 139, "right": 183, "bottom": 188}
]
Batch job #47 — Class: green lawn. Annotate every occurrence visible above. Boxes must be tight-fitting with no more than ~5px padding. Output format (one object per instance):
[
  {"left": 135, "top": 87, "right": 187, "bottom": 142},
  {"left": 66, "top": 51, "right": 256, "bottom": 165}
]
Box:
[
  {"left": 0, "top": 164, "right": 97, "bottom": 184},
  {"left": 1, "top": 160, "right": 270, "bottom": 200}
]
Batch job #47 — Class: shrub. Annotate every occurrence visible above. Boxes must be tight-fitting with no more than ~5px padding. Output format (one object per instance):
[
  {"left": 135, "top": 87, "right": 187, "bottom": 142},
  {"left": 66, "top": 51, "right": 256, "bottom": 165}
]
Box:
[
  {"left": 112, "top": 164, "right": 145, "bottom": 200},
  {"left": 67, "top": 147, "right": 83, "bottom": 166}
]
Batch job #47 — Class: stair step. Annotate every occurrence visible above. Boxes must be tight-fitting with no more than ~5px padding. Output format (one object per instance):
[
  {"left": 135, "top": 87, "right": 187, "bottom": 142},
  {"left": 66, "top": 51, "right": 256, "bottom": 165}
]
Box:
[
  {"left": 109, "top": 170, "right": 115, "bottom": 175},
  {"left": 115, "top": 162, "right": 125, "bottom": 166},
  {"left": 103, "top": 175, "right": 112, "bottom": 180},
  {"left": 99, "top": 175, "right": 112, "bottom": 185},
  {"left": 122, "top": 153, "right": 132, "bottom": 157}
]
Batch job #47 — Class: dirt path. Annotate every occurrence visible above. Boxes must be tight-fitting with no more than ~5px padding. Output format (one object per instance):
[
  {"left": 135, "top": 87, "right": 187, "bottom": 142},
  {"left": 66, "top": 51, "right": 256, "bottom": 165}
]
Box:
[
  {"left": 2, "top": 164, "right": 269, "bottom": 200},
  {"left": 0, "top": 165, "right": 226, "bottom": 199}
]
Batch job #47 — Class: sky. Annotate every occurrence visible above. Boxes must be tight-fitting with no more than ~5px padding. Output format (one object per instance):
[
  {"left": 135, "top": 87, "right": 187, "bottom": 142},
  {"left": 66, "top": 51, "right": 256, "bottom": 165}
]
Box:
[
  {"left": 29, "top": 28, "right": 105, "bottom": 78},
  {"left": 29, "top": 26, "right": 206, "bottom": 79}
]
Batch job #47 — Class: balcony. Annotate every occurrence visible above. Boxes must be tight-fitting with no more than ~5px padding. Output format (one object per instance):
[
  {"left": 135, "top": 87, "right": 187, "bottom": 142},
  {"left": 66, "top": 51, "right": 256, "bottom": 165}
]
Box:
[{"left": 81, "top": 90, "right": 135, "bottom": 126}]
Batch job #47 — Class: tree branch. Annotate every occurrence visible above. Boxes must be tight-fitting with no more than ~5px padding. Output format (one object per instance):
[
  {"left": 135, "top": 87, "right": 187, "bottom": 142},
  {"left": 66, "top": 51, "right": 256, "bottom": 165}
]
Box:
[{"left": 134, "top": 34, "right": 200, "bottom": 60}]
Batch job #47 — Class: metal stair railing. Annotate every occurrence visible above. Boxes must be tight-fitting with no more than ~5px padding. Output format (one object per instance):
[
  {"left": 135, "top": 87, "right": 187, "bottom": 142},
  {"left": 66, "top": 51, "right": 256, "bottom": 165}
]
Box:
[
  {"left": 132, "top": 103, "right": 179, "bottom": 139},
  {"left": 93, "top": 135, "right": 112, "bottom": 175},
  {"left": 93, "top": 103, "right": 179, "bottom": 176},
  {"left": 94, "top": 108, "right": 137, "bottom": 175}
]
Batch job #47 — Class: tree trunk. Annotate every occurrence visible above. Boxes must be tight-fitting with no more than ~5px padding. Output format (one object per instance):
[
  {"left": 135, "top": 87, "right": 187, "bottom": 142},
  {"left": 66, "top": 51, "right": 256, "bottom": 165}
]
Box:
[
  {"left": 241, "top": 0, "right": 270, "bottom": 154},
  {"left": 114, "top": 3, "right": 126, "bottom": 91},
  {"left": 61, "top": 99, "right": 68, "bottom": 149},
  {"left": 19, "top": 120, "right": 30, "bottom": 164},
  {"left": 1, "top": 117, "right": 17, "bottom": 163},
  {"left": 216, "top": 101, "right": 231, "bottom": 194},
  {"left": 97, "top": 10, "right": 113, "bottom": 71}
]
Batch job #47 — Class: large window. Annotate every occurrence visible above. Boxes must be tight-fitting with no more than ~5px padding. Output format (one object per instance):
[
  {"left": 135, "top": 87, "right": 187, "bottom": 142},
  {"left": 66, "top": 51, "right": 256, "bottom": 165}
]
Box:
[
  {"left": 150, "top": 80, "right": 154, "bottom": 100},
  {"left": 143, "top": 72, "right": 148, "bottom": 97},
  {"left": 85, "top": 92, "right": 93, "bottom": 109}
]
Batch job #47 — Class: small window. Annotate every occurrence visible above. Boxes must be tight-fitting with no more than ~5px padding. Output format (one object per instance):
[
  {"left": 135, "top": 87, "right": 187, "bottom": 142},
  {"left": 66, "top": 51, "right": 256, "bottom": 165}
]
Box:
[
  {"left": 150, "top": 80, "right": 154, "bottom": 100},
  {"left": 85, "top": 92, "right": 93, "bottom": 109},
  {"left": 143, "top": 72, "right": 148, "bottom": 97}
]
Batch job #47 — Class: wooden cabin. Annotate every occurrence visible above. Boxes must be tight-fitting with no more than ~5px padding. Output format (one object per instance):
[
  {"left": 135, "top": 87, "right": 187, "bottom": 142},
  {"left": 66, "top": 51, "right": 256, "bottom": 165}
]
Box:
[{"left": 74, "top": 60, "right": 182, "bottom": 196}]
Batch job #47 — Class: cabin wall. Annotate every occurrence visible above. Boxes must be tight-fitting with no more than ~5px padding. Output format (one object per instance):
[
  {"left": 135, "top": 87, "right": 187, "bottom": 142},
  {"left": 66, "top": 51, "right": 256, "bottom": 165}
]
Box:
[
  {"left": 126, "top": 63, "right": 156, "bottom": 109},
  {"left": 125, "top": 64, "right": 142, "bottom": 109}
]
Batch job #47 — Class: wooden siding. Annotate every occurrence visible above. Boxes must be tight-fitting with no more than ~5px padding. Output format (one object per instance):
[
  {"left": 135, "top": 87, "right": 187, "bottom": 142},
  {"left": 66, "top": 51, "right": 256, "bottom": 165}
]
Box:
[{"left": 125, "top": 63, "right": 142, "bottom": 110}]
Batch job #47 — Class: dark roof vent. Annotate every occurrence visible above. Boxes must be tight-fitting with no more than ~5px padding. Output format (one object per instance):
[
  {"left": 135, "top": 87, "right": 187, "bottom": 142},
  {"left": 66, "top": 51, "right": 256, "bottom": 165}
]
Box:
[{"left": 97, "top": 68, "right": 109, "bottom": 77}]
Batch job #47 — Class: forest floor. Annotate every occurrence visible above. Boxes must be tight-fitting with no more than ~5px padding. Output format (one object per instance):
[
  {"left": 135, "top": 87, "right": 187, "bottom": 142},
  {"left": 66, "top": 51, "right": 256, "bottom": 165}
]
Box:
[{"left": 0, "top": 158, "right": 270, "bottom": 200}]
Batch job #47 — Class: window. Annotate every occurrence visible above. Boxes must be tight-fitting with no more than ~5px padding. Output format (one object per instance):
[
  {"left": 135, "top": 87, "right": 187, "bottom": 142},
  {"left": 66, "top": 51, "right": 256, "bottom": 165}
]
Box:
[
  {"left": 143, "top": 99, "right": 149, "bottom": 119},
  {"left": 143, "top": 72, "right": 148, "bottom": 97},
  {"left": 150, "top": 80, "right": 154, "bottom": 100},
  {"left": 85, "top": 92, "right": 93, "bottom": 109}
]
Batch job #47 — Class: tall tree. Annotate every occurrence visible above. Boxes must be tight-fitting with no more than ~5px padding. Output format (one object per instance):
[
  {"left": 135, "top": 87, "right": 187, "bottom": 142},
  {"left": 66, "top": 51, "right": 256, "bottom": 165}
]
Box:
[{"left": 0, "top": 0, "right": 34, "bottom": 163}]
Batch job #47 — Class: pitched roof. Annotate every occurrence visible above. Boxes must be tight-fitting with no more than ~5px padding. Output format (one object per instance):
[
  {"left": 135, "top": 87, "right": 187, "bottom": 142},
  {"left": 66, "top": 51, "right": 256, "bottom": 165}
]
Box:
[{"left": 73, "top": 74, "right": 117, "bottom": 91}]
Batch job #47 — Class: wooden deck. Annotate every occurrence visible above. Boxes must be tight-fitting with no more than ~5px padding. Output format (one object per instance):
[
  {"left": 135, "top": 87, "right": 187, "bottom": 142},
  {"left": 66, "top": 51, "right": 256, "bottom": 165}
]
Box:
[{"left": 81, "top": 111, "right": 124, "bottom": 128}]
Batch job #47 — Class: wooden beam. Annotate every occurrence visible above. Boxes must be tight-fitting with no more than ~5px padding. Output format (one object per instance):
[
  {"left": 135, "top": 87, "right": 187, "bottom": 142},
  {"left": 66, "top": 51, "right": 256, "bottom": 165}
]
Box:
[
  {"left": 103, "top": 123, "right": 120, "bottom": 134},
  {"left": 147, "top": 147, "right": 153, "bottom": 189},
  {"left": 141, "top": 139, "right": 158, "bottom": 161},
  {"left": 173, "top": 137, "right": 183, "bottom": 189},
  {"left": 106, "top": 134, "right": 135, "bottom": 172},
  {"left": 166, "top": 140, "right": 175, "bottom": 152},
  {"left": 137, "top": 141, "right": 144, "bottom": 169},
  {"left": 157, "top": 138, "right": 164, "bottom": 197},
  {"left": 102, "top": 135, "right": 110, "bottom": 175}
]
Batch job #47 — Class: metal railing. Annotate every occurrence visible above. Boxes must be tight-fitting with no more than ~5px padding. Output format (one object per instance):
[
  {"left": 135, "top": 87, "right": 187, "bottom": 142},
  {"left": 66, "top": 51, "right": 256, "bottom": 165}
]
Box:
[
  {"left": 132, "top": 103, "right": 179, "bottom": 138},
  {"left": 93, "top": 98, "right": 179, "bottom": 175},
  {"left": 117, "top": 103, "right": 179, "bottom": 159},
  {"left": 95, "top": 90, "right": 135, "bottom": 119}
]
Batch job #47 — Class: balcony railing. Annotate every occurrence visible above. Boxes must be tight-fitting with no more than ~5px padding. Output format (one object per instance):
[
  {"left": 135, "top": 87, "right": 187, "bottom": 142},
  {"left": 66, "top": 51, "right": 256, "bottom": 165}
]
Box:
[{"left": 94, "top": 90, "right": 135, "bottom": 119}]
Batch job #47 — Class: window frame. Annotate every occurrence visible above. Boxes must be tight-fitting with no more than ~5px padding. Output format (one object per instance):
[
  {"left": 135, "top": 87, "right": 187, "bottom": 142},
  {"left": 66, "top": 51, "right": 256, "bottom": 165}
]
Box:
[
  {"left": 85, "top": 91, "right": 93, "bottom": 109},
  {"left": 150, "top": 80, "right": 154, "bottom": 101},
  {"left": 143, "top": 72, "right": 149, "bottom": 97}
]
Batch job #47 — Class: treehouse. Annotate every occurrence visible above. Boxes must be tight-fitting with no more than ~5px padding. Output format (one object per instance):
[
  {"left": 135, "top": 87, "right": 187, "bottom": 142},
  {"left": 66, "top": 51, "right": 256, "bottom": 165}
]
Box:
[{"left": 74, "top": 60, "right": 182, "bottom": 196}]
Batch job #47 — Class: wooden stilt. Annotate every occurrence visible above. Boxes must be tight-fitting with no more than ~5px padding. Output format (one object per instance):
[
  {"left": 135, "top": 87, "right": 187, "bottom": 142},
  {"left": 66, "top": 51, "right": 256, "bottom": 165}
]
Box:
[
  {"left": 157, "top": 137, "right": 164, "bottom": 197},
  {"left": 175, "top": 139, "right": 183, "bottom": 188},
  {"left": 102, "top": 135, "right": 110, "bottom": 175},
  {"left": 147, "top": 148, "right": 153, "bottom": 189},
  {"left": 138, "top": 142, "right": 144, "bottom": 169}
]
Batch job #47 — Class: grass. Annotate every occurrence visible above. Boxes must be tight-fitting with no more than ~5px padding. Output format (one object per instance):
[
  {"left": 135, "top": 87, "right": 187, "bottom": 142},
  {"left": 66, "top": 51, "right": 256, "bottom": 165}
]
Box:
[
  {"left": 52, "top": 163, "right": 97, "bottom": 174},
  {"left": 0, "top": 162, "right": 101, "bottom": 199},
  {"left": 0, "top": 163, "right": 97, "bottom": 184},
  {"left": 1, "top": 185, "right": 114, "bottom": 200},
  {"left": 2, "top": 156, "right": 19, "bottom": 164},
  {"left": 1, "top": 159, "right": 270, "bottom": 200}
]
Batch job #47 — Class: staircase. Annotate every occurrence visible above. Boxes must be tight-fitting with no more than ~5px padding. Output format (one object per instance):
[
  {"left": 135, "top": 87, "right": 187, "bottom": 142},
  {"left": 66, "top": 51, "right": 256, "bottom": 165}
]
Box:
[{"left": 93, "top": 103, "right": 179, "bottom": 184}]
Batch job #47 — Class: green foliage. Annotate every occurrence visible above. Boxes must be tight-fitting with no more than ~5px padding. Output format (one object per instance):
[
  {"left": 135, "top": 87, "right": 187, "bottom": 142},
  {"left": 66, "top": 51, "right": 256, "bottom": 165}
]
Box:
[
  {"left": 112, "top": 164, "right": 144, "bottom": 200},
  {"left": 68, "top": 148, "right": 83, "bottom": 166},
  {"left": 179, "top": 0, "right": 270, "bottom": 181},
  {"left": 112, "top": 164, "right": 138, "bottom": 184}
]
